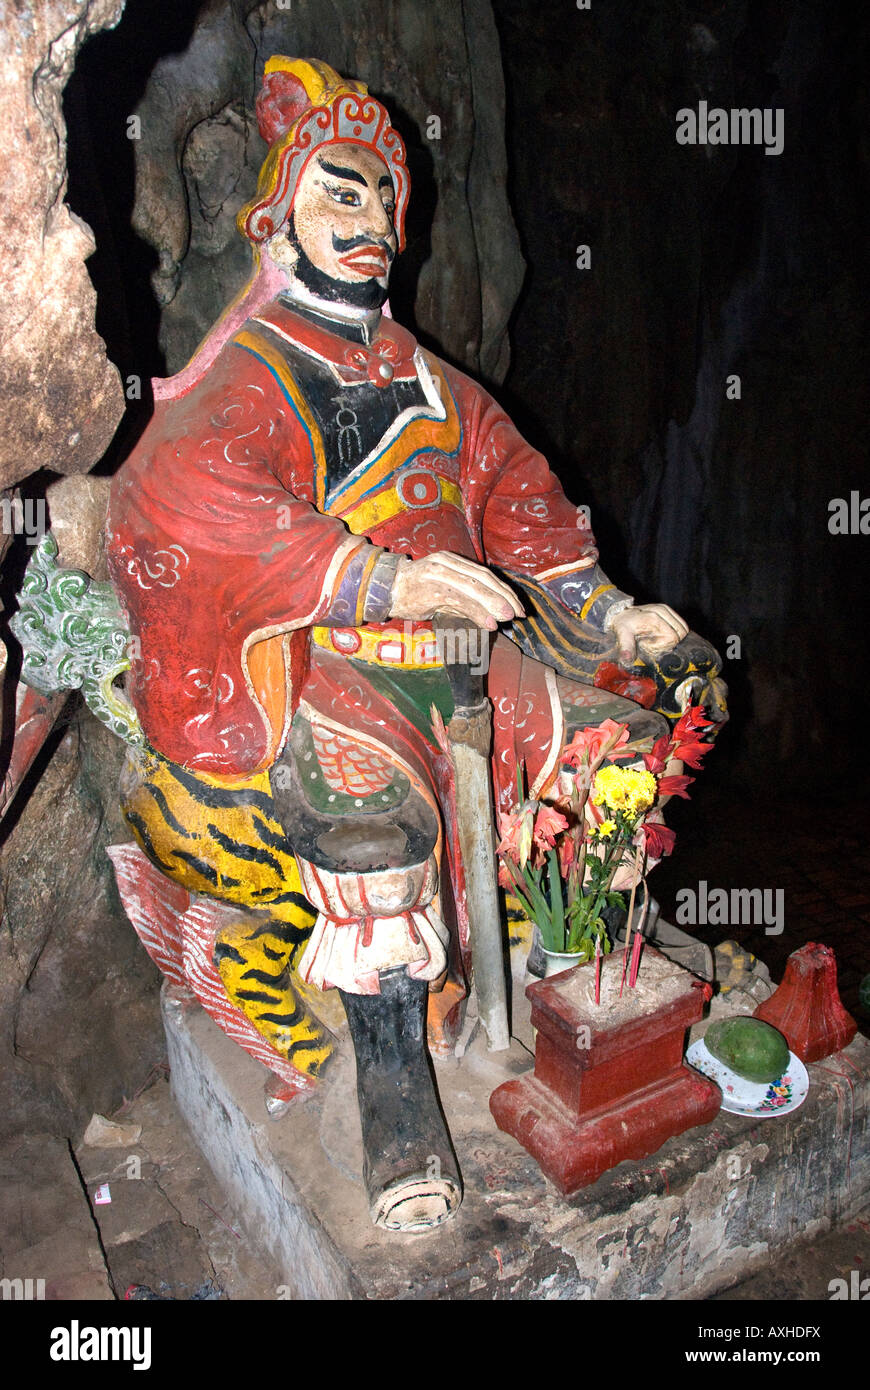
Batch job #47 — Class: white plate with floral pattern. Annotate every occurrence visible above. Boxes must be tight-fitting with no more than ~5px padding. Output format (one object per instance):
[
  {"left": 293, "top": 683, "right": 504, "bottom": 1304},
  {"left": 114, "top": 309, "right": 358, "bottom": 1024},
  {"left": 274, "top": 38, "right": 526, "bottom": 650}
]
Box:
[{"left": 686, "top": 1037, "right": 809, "bottom": 1117}]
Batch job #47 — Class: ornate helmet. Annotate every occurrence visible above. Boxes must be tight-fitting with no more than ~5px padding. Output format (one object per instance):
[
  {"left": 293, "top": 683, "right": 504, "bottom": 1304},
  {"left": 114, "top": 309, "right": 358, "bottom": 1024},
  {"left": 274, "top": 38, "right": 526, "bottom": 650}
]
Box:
[{"left": 239, "top": 57, "right": 410, "bottom": 251}]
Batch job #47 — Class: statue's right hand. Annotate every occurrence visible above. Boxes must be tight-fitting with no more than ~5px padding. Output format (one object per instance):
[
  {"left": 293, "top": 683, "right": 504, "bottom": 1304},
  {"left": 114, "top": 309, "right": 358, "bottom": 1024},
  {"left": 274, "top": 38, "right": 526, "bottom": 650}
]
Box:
[{"left": 388, "top": 552, "right": 524, "bottom": 630}]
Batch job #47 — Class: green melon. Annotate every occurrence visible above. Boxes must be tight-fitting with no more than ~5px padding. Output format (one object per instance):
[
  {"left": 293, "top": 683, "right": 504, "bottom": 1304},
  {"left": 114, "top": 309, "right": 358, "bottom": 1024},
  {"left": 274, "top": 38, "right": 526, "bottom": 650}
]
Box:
[{"left": 704, "top": 1017, "right": 790, "bottom": 1084}]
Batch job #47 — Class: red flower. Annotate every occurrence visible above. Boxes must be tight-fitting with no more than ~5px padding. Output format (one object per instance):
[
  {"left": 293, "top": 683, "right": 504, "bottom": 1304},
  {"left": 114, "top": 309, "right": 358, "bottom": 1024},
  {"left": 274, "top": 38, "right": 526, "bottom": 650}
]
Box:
[
  {"left": 657, "top": 773, "right": 695, "bottom": 800},
  {"left": 643, "top": 819, "right": 676, "bottom": 858},
  {"left": 533, "top": 803, "right": 569, "bottom": 853},
  {"left": 497, "top": 805, "right": 534, "bottom": 869},
  {"left": 593, "top": 662, "right": 658, "bottom": 710},
  {"left": 673, "top": 740, "right": 711, "bottom": 770},
  {"left": 558, "top": 835, "right": 576, "bottom": 878},
  {"left": 562, "top": 718, "right": 631, "bottom": 770},
  {"left": 672, "top": 705, "right": 714, "bottom": 742},
  {"left": 643, "top": 733, "right": 673, "bottom": 776}
]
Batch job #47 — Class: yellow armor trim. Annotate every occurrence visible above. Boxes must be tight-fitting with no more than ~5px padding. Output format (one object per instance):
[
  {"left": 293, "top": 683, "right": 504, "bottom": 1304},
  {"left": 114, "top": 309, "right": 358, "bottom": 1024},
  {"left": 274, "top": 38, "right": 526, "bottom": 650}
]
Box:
[
  {"left": 337, "top": 475, "right": 464, "bottom": 536},
  {"left": 580, "top": 583, "right": 615, "bottom": 620},
  {"left": 311, "top": 623, "right": 443, "bottom": 669}
]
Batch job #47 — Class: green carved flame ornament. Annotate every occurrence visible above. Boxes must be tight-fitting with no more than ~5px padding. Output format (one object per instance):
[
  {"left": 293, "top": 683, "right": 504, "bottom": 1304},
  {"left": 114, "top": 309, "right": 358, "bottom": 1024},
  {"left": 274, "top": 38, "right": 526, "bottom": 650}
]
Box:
[{"left": 9, "top": 532, "right": 143, "bottom": 747}]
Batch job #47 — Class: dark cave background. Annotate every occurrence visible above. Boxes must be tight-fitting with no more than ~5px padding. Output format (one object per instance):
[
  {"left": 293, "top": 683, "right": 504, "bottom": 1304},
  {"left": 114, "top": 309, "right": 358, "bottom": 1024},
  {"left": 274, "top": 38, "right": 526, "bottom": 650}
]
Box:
[
  {"left": 494, "top": 0, "right": 870, "bottom": 793},
  {"left": 1, "top": 0, "right": 868, "bottom": 1140}
]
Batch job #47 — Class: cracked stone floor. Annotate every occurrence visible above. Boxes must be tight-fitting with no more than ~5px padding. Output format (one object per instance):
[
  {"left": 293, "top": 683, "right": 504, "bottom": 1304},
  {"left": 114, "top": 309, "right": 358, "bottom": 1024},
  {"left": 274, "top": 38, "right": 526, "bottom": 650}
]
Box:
[{"left": 1, "top": 1067, "right": 282, "bottom": 1302}]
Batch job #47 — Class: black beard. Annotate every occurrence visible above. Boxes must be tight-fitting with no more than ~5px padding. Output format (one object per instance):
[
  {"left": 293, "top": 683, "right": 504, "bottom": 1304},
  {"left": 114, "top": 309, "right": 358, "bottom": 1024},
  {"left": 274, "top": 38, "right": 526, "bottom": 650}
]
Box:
[{"left": 285, "top": 216, "right": 389, "bottom": 310}]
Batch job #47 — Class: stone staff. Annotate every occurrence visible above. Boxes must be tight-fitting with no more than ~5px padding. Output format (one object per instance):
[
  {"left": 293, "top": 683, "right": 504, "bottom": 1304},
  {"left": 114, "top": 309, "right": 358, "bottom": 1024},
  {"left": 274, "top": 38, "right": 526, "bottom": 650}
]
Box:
[{"left": 435, "top": 613, "right": 510, "bottom": 1051}]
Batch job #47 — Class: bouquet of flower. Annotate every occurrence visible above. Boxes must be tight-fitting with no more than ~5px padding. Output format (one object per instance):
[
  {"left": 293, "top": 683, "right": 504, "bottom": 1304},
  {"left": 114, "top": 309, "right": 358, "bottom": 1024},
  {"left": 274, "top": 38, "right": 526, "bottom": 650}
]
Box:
[{"left": 496, "top": 706, "right": 714, "bottom": 994}]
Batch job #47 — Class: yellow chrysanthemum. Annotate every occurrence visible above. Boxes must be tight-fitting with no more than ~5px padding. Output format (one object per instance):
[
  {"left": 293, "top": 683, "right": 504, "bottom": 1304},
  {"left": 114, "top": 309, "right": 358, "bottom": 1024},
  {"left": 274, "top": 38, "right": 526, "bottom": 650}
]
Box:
[
  {"left": 595, "top": 819, "right": 617, "bottom": 838},
  {"left": 591, "top": 765, "right": 657, "bottom": 820}
]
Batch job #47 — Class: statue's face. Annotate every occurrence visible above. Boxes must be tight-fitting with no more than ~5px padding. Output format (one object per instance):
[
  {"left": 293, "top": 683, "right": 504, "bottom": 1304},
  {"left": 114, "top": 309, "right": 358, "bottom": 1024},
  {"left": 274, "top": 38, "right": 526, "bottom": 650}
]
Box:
[{"left": 288, "top": 142, "right": 397, "bottom": 305}]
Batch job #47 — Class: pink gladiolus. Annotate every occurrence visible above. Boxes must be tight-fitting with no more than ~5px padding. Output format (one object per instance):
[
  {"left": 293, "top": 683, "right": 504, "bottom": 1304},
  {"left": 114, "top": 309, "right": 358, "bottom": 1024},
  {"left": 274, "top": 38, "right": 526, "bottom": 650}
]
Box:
[
  {"left": 561, "top": 728, "right": 601, "bottom": 769},
  {"left": 533, "top": 803, "right": 569, "bottom": 853},
  {"left": 562, "top": 719, "right": 630, "bottom": 771},
  {"left": 497, "top": 861, "right": 516, "bottom": 892},
  {"left": 497, "top": 805, "right": 535, "bottom": 869},
  {"left": 558, "top": 834, "right": 575, "bottom": 878}
]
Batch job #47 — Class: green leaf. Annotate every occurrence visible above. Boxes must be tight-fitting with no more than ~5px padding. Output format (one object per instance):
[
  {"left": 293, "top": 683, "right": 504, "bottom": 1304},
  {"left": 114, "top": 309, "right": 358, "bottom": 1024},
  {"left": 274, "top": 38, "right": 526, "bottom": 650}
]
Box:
[
  {"left": 518, "top": 864, "right": 559, "bottom": 950},
  {"left": 547, "top": 850, "right": 566, "bottom": 950}
]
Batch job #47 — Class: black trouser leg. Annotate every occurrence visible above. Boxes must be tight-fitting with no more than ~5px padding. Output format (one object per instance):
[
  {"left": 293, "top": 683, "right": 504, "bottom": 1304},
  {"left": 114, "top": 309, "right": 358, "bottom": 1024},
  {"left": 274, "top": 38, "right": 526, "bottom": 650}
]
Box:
[{"left": 339, "top": 968, "right": 462, "bottom": 1232}]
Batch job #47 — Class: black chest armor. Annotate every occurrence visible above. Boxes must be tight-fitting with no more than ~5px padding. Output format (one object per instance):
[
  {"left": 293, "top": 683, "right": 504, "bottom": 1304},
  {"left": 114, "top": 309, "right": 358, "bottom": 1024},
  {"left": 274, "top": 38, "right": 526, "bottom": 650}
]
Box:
[{"left": 271, "top": 299, "right": 429, "bottom": 492}]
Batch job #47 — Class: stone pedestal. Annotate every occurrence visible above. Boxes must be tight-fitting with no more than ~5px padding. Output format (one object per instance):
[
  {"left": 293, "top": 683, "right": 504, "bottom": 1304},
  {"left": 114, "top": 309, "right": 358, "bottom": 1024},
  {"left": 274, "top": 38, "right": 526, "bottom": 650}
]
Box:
[
  {"left": 161, "top": 977, "right": 870, "bottom": 1300},
  {"left": 490, "top": 949, "right": 720, "bottom": 1193}
]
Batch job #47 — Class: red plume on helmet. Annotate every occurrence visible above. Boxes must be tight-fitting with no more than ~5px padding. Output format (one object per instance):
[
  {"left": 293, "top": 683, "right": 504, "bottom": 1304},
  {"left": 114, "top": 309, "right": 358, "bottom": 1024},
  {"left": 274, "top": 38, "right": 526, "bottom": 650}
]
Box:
[{"left": 255, "top": 69, "right": 310, "bottom": 145}]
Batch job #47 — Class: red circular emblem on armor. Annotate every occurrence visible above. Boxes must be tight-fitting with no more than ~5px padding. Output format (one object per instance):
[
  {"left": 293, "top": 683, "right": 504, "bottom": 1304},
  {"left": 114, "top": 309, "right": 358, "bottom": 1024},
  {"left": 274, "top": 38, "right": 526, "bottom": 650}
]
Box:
[
  {"left": 397, "top": 470, "right": 441, "bottom": 509},
  {"left": 331, "top": 628, "right": 362, "bottom": 654}
]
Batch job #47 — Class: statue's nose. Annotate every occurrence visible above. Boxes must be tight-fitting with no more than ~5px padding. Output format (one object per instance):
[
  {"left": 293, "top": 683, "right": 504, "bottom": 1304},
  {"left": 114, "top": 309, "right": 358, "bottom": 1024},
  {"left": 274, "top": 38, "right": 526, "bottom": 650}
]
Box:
[{"left": 364, "top": 198, "right": 394, "bottom": 242}]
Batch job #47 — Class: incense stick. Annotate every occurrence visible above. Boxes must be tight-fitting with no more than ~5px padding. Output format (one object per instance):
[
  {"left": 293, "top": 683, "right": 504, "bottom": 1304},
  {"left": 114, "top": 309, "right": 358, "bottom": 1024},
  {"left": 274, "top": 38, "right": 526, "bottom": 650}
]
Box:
[
  {"left": 619, "top": 846, "right": 644, "bottom": 996},
  {"left": 629, "top": 928, "right": 644, "bottom": 989}
]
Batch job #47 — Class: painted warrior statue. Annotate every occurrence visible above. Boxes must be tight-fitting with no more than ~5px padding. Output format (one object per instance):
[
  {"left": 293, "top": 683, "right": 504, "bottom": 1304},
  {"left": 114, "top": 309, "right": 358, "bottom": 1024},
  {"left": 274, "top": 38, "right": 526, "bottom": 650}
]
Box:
[{"left": 14, "top": 58, "right": 725, "bottom": 1232}]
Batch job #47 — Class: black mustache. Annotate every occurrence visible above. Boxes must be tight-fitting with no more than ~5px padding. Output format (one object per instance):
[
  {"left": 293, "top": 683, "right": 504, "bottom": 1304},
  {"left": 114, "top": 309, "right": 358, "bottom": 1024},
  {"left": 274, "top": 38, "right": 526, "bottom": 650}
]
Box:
[{"left": 331, "top": 233, "right": 395, "bottom": 262}]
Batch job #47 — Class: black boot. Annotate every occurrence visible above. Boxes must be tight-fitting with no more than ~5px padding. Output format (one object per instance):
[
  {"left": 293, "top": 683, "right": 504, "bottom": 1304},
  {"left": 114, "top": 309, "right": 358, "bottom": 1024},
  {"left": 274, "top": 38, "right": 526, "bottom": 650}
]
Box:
[{"left": 339, "top": 968, "right": 462, "bottom": 1232}]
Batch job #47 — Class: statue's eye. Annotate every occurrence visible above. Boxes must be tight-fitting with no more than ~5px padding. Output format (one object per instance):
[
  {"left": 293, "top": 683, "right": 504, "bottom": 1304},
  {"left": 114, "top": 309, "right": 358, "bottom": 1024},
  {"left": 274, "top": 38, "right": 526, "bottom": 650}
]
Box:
[{"left": 323, "top": 182, "right": 361, "bottom": 207}]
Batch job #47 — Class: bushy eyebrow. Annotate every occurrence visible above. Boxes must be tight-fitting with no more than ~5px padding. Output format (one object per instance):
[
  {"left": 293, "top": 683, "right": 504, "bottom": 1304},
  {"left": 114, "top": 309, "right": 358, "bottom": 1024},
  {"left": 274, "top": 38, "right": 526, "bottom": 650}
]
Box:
[
  {"left": 317, "top": 157, "right": 394, "bottom": 195},
  {"left": 317, "top": 158, "right": 367, "bottom": 186}
]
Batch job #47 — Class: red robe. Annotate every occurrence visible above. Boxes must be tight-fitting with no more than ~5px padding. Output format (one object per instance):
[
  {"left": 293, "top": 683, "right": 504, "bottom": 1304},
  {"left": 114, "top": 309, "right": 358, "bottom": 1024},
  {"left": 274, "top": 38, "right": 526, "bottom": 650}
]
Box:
[{"left": 107, "top": 297, "right": 621, "bottom": 805}]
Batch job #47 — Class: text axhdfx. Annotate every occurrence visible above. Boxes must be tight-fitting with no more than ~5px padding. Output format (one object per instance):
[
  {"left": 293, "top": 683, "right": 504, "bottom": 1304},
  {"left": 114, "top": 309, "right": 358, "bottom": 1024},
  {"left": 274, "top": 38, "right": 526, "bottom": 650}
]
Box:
[{"left": 697, "top": 1326, "right": 821, "bottom": 1338}]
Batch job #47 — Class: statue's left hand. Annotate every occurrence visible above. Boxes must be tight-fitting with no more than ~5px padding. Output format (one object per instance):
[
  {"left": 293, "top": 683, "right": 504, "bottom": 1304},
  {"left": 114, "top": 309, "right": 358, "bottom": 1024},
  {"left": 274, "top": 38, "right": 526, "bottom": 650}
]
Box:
[{"left": 608, "top": 604, "right": 689, "bottom": 665}]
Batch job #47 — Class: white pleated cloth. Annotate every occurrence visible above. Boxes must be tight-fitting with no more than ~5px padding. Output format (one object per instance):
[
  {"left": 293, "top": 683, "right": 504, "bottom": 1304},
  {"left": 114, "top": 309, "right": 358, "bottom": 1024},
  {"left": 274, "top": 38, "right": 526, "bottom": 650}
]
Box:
[{"left": 297, "top": 906, "right": 449, "bottom": 995}]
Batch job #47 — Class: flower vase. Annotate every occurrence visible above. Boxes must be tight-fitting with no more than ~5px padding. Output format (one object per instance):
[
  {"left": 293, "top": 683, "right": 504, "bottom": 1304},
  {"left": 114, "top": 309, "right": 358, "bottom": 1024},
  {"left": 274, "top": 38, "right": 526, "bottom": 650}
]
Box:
[{"left": 541, "top": 948, "right": 582, "bottom": 978}]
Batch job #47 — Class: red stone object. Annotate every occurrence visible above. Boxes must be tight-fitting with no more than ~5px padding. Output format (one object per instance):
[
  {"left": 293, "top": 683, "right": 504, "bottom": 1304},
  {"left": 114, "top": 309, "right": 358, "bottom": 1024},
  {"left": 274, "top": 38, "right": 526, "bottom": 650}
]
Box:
[
  {"left": 490, "top": 948, "right": 720, "bottom": 1194},
  {"left": 753, "top": 942, "right": 857, "bottom": 1063}
]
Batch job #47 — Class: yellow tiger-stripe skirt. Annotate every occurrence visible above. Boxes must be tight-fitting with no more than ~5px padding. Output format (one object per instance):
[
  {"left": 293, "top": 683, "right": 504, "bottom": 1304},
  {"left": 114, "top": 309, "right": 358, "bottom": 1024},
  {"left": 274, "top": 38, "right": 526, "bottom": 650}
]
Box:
[{"left": 120, "top": 747, "right": 339, "bottom": 1079}]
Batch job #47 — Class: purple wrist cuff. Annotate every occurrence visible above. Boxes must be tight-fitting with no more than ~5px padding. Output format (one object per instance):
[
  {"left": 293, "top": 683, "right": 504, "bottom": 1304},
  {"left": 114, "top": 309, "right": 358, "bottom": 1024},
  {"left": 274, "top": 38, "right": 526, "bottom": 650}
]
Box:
[{"left": 538, "top": 563, "right": 633, "bottom": 631}]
